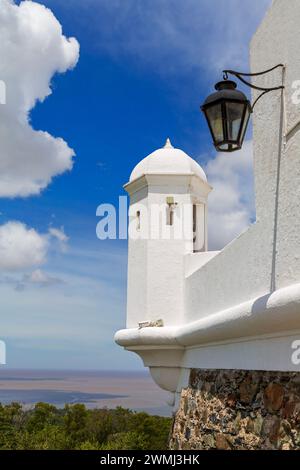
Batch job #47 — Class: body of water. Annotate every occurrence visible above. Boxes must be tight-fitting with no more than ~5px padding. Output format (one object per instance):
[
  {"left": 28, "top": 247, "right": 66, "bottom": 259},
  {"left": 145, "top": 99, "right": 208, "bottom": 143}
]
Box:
[{"left": 0, "top": 369, "right": 171, "bottom": 416}]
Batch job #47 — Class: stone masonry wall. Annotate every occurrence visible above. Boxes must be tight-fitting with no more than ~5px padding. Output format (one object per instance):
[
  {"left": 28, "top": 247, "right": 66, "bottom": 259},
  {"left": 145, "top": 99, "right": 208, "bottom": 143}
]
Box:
[{"left": 169, "top": 370, "right": 300, "bottom": 450}]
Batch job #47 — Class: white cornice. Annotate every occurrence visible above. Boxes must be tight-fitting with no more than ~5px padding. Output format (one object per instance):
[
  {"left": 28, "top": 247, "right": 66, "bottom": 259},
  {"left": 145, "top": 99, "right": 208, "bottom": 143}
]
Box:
[
  {"left": 115, "top": 282, "right": 300, "bottom": 393},
  {"left": 124, "top": 173, "right": 212, "bottom": 196},
  {"left": 115, "top": 281, "right": 300, "bottom": 355}
]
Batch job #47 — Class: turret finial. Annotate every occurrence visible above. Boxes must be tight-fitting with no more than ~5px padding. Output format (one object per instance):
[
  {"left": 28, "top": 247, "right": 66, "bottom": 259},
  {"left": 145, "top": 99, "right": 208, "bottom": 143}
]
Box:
[{"left": 163, "top": 137, "right": 174, "bottom": 149}]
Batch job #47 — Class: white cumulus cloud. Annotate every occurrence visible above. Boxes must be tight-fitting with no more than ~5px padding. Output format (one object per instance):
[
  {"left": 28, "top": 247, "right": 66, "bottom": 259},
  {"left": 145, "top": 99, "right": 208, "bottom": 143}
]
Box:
[
  {"left": 48, "top": 226, "right": 69, "bottom": 253},
  {"left": 0, "top": 221, "right": 48, "bottom": 271},
  {"left": 204, "top": 140, "right": 256, "bottom": 250},
  {"left": 48, "top": 226, "right": 69, "bottom": 243},
  {"left": 0, "top": 0, "right": 80, "bottom": 197},
  {"left": 23, "top": 269, "right": 64, "bottom": 287}
]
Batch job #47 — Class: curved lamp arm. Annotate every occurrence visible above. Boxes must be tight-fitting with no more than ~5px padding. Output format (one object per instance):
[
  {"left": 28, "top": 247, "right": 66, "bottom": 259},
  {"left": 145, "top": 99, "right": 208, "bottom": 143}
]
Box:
[{"left": 223, "top": 64, "right": 285, "bottom": 110}]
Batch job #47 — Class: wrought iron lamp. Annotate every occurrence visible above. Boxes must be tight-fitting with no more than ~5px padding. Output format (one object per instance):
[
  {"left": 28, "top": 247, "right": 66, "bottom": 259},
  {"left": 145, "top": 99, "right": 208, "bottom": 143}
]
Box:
[{"left": 201, "top": 64, "right": 285, "bottom": 152}]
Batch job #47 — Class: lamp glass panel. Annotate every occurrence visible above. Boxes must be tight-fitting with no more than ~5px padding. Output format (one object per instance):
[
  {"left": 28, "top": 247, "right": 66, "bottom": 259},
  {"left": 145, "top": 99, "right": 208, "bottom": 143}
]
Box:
[
  {"left": 218, "top": 143, "right": 240, "bottom": 152},
  {"left": 205, "top": 104, "right": 223, "bottom": 143},
  {"left": 225, "top": 102, "right": 245, "bottom": 142},
  {"left": 240, "top": 106, "right": 251, "bottom": 143}
]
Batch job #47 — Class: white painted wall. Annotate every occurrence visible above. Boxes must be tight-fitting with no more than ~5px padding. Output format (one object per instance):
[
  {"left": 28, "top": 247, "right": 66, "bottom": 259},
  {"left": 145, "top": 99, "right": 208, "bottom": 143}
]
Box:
[{"left": 251, "top": 0, "right": 300, "bottom": 291}]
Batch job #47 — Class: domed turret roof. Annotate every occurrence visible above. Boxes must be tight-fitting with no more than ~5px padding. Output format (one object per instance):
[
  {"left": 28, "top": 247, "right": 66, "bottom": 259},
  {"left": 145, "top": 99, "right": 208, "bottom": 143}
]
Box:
[{"left": 129, "top": 138, "right": 207, "bottom": 183}]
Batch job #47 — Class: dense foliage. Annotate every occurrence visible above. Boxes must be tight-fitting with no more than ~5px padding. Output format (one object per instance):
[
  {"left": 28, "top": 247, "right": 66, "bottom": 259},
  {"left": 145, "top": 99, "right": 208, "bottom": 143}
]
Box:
[{"left": 0, "top": 402, "right": 171, "bottom": 450}]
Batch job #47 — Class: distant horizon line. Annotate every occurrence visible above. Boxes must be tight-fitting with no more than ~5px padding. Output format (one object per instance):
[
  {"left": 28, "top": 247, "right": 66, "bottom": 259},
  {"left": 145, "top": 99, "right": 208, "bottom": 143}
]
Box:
[{"left": 0, "top": 368, "right": 148, "bottom": 374}]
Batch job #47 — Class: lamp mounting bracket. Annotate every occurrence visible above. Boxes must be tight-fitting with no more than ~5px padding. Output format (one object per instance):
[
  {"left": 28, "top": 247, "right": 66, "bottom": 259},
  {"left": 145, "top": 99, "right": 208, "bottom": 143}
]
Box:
[{"left": 223, "top": 64, "right": 285, "bottom": 110}]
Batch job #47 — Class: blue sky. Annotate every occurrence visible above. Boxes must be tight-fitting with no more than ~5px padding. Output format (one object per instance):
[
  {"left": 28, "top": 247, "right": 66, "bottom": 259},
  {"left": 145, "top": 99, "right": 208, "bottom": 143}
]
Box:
[{"left": 0, "top": 0, "right": 271, "bottom": 370}]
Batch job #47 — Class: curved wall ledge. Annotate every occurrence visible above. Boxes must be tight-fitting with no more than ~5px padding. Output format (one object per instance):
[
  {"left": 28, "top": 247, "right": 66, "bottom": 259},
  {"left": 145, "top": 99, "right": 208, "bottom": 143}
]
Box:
[
  {"left": 115, "top": 282, "right": 300, "bottom": 349},
  {"left": 115, "top": 283, "right": 300, "bottom": 392}
]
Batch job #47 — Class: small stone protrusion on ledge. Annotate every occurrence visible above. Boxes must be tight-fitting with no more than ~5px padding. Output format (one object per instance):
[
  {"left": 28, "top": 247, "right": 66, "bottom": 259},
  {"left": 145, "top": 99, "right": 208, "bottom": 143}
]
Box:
[{"left": 138, "top": 319, "right": 164, "bottom": 329}]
